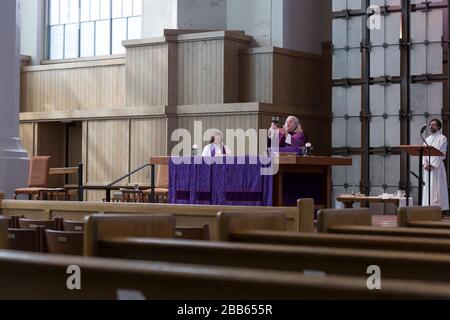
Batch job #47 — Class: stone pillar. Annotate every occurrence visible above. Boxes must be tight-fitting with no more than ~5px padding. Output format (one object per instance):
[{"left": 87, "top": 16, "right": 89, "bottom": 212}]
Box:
[
  {"left": 142, "top": 0, "right": 227, "bottom": 38},
  {"left": 0, "top": 0, "right": 29, "bottom": 198},
  {"left": 20, "top": 0, "right": 46, "bottom": 65}
]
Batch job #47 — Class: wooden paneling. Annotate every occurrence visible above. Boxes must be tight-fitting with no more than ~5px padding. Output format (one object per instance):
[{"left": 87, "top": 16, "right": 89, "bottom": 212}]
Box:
[
  {"left": 20, "top": 59, "right": 126, "bottom": 113},
  {"left": 239, "top": 48, "right": 327, "bottom": 113},
  {"left": 126, "top": 45, "right": 169, "bottom": 107},
  {"left": 178, "top": 40, "right": 224, "bottom": 105},
  {"left": 224, "top": 40, "right": 249, "bottom": 103},
  {"left": 19, "top": 123, "right": 34, "bottom": 156},
  {"left": 239, "top": 50, "right": 273, "bottom": 103},
  {"left": 36, "top": 122, "right": 66, "bottom": 187},
  {"left": 129, "top": 118, "right": 168, "bottom": 184},
  {"left": 85, "top": 120, "right": 130, "bottom": 188},
  {"left": 273, "top": 50, "right": 325, "bottom": 112}
]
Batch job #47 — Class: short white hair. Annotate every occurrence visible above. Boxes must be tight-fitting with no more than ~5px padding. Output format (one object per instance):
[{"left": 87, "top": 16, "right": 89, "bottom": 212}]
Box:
[{"left": 285, "top": 116, "right": 303, "bottom": 133}]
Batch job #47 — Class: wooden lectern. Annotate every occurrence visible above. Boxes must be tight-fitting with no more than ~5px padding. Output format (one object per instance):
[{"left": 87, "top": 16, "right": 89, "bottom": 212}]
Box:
[{"left": 397, "top": 145, "right": 445, "bottom": 206}]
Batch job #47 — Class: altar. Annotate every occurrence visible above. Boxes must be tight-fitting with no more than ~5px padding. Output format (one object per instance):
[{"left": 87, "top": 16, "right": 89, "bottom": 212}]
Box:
[{"left": 149, "top": 156, "right": 352, "bottom": 208}]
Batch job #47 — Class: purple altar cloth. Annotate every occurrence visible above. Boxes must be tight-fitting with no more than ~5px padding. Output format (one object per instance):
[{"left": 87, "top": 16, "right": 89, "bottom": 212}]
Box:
[{"left": 169, "top": 157, "right": 273, "bottom": 206}]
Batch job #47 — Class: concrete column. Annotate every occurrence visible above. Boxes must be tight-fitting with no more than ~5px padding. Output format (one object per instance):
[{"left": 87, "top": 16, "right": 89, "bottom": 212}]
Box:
[
  {"left": 227, "top": 0, "right": 331, "bottom": 54},
  {"left": 0, "top": 0, "right": 29, "bottom": 198},
  {"left": 177, "top": 0, "right": 226, "bottom": 30},
  {"left": 142, "top": 0, "right": 227, "bottom": 38},
  {"left": 142, "top": 0, "right": 178, "bottom": 38},
  {"left": 20, "top": 0, "right": 46, "bottom": 64}
]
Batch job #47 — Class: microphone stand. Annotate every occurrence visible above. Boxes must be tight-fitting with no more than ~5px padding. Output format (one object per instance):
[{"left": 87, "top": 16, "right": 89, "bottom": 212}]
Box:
[{"left": 421, "top": 130, "right": 432, "bottom": 207}]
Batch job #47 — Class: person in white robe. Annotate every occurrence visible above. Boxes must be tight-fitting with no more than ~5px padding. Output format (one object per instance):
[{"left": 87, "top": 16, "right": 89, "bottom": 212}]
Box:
[
  {"left": 202, "top": 130, "right": 231, "bottom": 157},
  {"left": 423, "top": 119, "right": 449, "bottom": 212}
]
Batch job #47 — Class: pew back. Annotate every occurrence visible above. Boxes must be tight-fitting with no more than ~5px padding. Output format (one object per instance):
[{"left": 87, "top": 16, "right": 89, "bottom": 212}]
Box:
[
  {"left": 398, "top": 206, "right": 442, "bottom": 227},
  {"left": 84, "top": 214, "right": 176, "bottom": 256},
  {"left": 217, "top": 211, "right": 287, "bottom": 241},
  {"left": 317, "top": 208, "right": 372, "bottom": 233},
  {"left": 92, "top": 236, "right": 450, "bottom": 284},
  {"left": 228, "top": 230, "right": 450, "bottom": 254},
  {"left": 3, "top": 250, "right": 450, "bottom": 299},
  {"left": 0, "top": 217, "right": 8, "bottom": 249},
  {"left": 0, "top": 199, "right": 313, "bottom": 239},
  {"left": 328, "top": 225, "right": 450, "bottom": 239}
]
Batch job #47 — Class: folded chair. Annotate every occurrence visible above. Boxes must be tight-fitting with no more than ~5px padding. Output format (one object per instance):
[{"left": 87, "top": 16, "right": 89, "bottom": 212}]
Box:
[
  {"left": 143, "top": 165, "right": 169, "bottom": 203},
  {"left": 13, "top": 156, "right": 50, "bottom": 200}
]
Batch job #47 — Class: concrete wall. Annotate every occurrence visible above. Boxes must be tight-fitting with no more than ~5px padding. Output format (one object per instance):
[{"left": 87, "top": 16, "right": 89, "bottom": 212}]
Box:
[
  {"left": 227, "top": 0, "right": 274, "bottom": 47},
  {"left": 20, "top": 0, "right": 45, "bottom": 64},
  {"left": 283, "top": 0, "right": 331, "bottom": 55},
  {"left": 143, "top": 0, "right": 227, "bottom": 38},
  {"left": 142, "top": 0, "right": 178, "bottom": 38},
  {"left": 227, "top": 0, "right": 331, "bottom": 54},
  {"left": 21, "top": 0, "right": 332, "bottom": 63},
  {"left": 177, "top": 0, "right": 227, "bottom": 30}
]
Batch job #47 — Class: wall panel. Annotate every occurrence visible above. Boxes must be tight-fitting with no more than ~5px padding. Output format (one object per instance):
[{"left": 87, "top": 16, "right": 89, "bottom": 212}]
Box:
[
  {"left": 85, "top": 120, "right": 130, "bottom": 186},
  {"left": 21, "top": 59, "right": 126, "bottom": 113}
]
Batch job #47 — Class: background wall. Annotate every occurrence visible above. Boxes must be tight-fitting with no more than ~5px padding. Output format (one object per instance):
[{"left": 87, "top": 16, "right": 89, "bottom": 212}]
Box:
[
  {"left": 283, "top": 0, "right": 332, "bottom": 55},
  {"left": 20, "top": 0, "right": 45, "bottom": 64}
]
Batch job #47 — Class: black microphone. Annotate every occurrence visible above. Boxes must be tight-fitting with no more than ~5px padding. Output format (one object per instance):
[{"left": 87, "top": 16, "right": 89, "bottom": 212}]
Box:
[{"left": 420, "top": 124, "right": 427, "bottom": 135}]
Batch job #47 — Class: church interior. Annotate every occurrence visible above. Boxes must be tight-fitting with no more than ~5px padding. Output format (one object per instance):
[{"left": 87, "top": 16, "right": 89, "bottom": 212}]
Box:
[{"left": 1, "top": 0, "right": 450, "bottom": 301}]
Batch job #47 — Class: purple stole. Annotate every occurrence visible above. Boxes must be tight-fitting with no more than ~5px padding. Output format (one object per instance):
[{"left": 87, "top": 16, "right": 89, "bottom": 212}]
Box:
[{"left": 211, "top": 144, "right": 227, "bottom": 157}]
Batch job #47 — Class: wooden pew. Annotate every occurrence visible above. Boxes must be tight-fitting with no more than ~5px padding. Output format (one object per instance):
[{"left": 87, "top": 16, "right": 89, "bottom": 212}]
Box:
[
  {"left": 88, "top": 235, "right": 450, "bottom": 284},
  {"left": 227, "top": 230, "right": 450, "bottom": 254},
  {"left": 0, "top": 192, "right": 4, "bottom": 216},
  {"left": 3, "top": 250, "right": 450, "bottom": 299},
  {"left": 327, "top": 225, "right": 450, "bottom": 239},
  {"left": 217, "top": 211, "right": 288, "bottom": 241},
  {"left": 317, "top": 208, "right": 371, "bottom": 233},
  {"left": 1, "top": 199, "right": 314, "bottom": 239},
  {"left": 84, "top": 214, "right": 176, "bottom": 256},
  {"left": 0, "top": 216, "right": 8, "bottom": 249},
  {"left": 397, "top": 206, "right": 450, "bottom": 230},
  {"left": 318, "top": 208, "right": 450, "bottom": 239}
]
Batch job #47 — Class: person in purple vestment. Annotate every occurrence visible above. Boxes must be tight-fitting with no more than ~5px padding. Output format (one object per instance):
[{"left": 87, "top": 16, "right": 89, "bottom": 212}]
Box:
[
  {"left": 277, "top": 116, "right": 307, "bottom": 149},
  {"left": 202, "top": 130, "right": 232, "bottom": 157}
]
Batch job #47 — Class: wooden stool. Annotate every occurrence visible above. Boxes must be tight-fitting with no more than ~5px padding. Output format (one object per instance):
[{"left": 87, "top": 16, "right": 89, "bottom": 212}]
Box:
[{"left": 39, "top": 188, "right": 69, "bottom": 201}]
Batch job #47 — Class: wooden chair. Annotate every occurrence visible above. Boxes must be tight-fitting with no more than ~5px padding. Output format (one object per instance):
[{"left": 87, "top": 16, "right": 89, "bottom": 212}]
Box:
[
  {"left": 13, "top": 156, "right": 50, "bottom": 200},
  {"left": 45, "top": 230, "right": 84, "bottom": 256},
  {"left": 317, "top": 208, "right": 372, "bottom": 233},
  {"left": 84, "top": 214, "right": 176, "bottom": 256},
  {"left": 175, "top": 225, "right": 210, "bottom": 241},
  {"left": 217, "top": 211, "right": 287, "bottom": 241},
  {"left": 8, "top": 228, "right": 42, "bottom": 252},
  {"left": 63, "top": 220, "right": 85, "bottom": 232},
  {"left": 143, "top": 165, "right": 169, "bottom": 203},
  {"left": 19, "top": 217, "right": 62, "bottom": 231}
]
